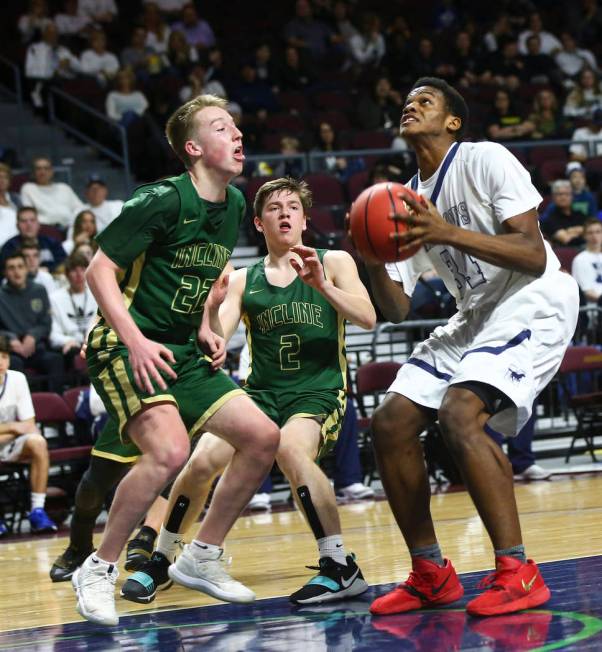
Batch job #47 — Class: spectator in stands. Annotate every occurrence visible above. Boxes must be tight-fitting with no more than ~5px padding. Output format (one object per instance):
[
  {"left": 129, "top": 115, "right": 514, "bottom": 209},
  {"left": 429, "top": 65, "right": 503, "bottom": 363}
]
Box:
[
  {"left": 105, "top": 68, "right": 149, "bottom": 125},
  {"left": 284, "top": 0, "right": 335, "bottom": 62},
  {"left": 568, "top": 162, "right": 598, "bottom": 216},
  {"left": 447, "top": 30, "right": 482, "bottom": 87},
  {"left": 1, "top": 207, "right": 66, "bottom": 273},
  {"left": 81, "top": 174, "right": 123, "bottom": 232},
  {"left": 486, "top": 88, "right": 534, "bottom": 141},
  {"left": 79, "top": 29, "right": 119, "bottom": 85},
  {"left": 356, "top": 75, "right": 403, "bottom": 132},
  {"left": 349, "top": 12, "right": 386, "bottom": 71},
  {"left": 312, "top": 121, "right": 364, "bottom": 183},
  {"left": 0, "top": 334, "right": 57, "bottom": 537},
  {"left": 409, "top": 36, "right": 444, "bottom": 80},
  {"left": 49, "top": 252, "right": 97, "bottom": 363},
  {"left": 518, "top": 11, "right": 561, "bottom": 55},
  {"left": 568, "top": 0, "right": 602, "bottom": 51},
  {"left": 328, "top": 1, "right": 359, "bottom": 59},
  {"left": 563, "top": 67, "right": 602, "bottom": 119},
  {"left": 482, "top": 37, "right": 524, "bottom": 91},
  {"left": 20, "top": 157, "right": 83, "bottom": 229},
  {"left": 20, "top": 242, "right": 56, "bottom": 297},
  {"left": 229, "top": 62, "right": 279, "bottom": 114},
  {"left": 572, "top": 217, "right": 602, "bottom": 303},
  {"left": 162, "top": 29, "right": 198, "bottom": 76},
  {"left": 521, "top": 34, "right": 561, "bottom": 85},
  {"left": 63, "top": 209, "right": 97, "bottom": 255},
  {"left": 170, "top": 3, "right": 216, "bottom": 52},
  {"left": 276, "top": 45, "right": 315, "bottom": 92},
  {"left": 143, "top": 0, "right": 187, "bottom": 19},
  {"left": 143, "top": 2, "right": 171, "bottom": 55},
  {"left": 25, "top": 22, "right": 80, "bottom": 110},
  {"left": 0, "top": 165, "right": 20, "bottom": 249},
  {"left": 569, "top": 107, "right": 602, "bottom": 161},
  {"left": 0, "top": 253, "right": 64, "bottom": 391},
  {"left": 528, "top": 88, "right": 567, "bottom": 139},
  {"left": 252, "top": 43, "right": 279, "bottom": 93},
  {"left": 179, "top": 60, "right": 226, "bottom": 103},
  {"left": 271, "top": 136, "right": 304, "bottom": 178},
  {"left": 77, "top": 0, "right": 117, "bottom": 26},
  {"left": 55, "top": 0, "right": 93, "bottom": 47},
  {"left": 72, "top": 241, "right": 97, "bottom": 262},
  {"left": 18, "top": 0, "right": 52, "bottom": 44},
  {"left": 120, "top": 26, "right": 156, "bottom": 79},
  {"left": 555, "top": 31, "right": 598, "bottom": 81},
  {"left": 541, "top": 179, "right": 586, "bottom": 246},
  {"left": 483, "top": 13, "right": 514, "bottom": 53}
]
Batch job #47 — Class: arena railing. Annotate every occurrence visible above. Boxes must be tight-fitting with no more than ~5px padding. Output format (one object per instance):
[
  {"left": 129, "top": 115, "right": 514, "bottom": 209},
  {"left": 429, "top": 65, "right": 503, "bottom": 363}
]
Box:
[
  {"left": 47, "top": 87, "right": 133, "bottom": 195},
  {"left": 0, "top": 55, "right": 23, "bottom": 106}
]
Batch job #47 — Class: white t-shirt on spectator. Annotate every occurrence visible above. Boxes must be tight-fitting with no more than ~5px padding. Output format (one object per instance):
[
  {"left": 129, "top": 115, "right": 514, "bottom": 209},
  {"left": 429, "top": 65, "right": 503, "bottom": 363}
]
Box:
[
  {"left": 55, "top": 12, "right": 91, "bottom": 35},
  {"left": 518, "top": 29, "right": 561, "bottom": 55},
  {"left": 569, "top": 126, "right": 602, "bottom": 159},
  {"left": 80, "top": 49, "right": 120, "bottom": 77},
  {"left": 25, "top": 42, "right": 80, "bottom": 80},
  {"left": 0, "top": 206, "right": 18, "bottom": 247},
  {"left": 32, "top": 270, "right": 57, "bottom": 297},
  {"left": 571, "top": 249, "right": 602, "bottom": 299},
  {"left": 105, "top": 90, "right": 149, "bottom": 121},
  {"left": 89, "top": 383, "right": 106, "bottom": 417},
  {"left": 555, "top": 48, "right": 597, "bottom": 78},
  {"left": 146, "top": 27, "right": 171, "bottom": 55},
  {"left": 83, "top": 199, "right": 123, "bottom": 233},
  {"left": 78, "top": 0, "right": 118, "bottom": 20},
  {"left": 20, "top": 181, "right": 84, "bottom": 228},
  {"left": 0, "top": 370, "right": 35, "bottom": 424},
  {"left": 49, "top": 286, "right": 98, "bottom": 349},
  {"left": 143, "top": 0, "right": 187, "bottom": 12}
]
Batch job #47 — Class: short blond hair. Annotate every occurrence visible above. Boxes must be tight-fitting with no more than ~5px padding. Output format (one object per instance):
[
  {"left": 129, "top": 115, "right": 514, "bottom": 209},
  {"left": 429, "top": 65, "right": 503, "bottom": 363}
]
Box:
[
  {"left": 253, "top": 177, "right": 312, "bottom": 218},
  {"left": 165, "top": 94, "right": 228, "bottom": 166}
]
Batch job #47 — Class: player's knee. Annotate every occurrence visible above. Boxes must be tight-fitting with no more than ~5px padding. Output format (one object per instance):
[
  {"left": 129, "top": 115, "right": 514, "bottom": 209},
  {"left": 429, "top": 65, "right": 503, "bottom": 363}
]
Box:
[
  {"left": 152, "top": 440, "right": 190, "bottom": 478},
  {"left": 438, "top": 396, "right": 481, "bottom": 452},
  {"left": 188, "top": 451, "right": 219, "bottom": 483},
  {"left": 275, "top": 442, "right": 308, "bottom": 481},
  {"left": 249, "top": 421, "right": 280, "bottom": 465},
  {"left": 371, "top": 403, "right": 413, "bottom": 452},
  {"left": 25, "top": 433, "right": 48, "bottom": 459}
]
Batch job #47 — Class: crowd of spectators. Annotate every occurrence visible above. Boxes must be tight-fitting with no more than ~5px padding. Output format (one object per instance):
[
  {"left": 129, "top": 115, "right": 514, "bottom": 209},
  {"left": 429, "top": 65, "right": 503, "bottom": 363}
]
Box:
[{"left": 3, "top": 0, "right": 602, "bottom": 530}]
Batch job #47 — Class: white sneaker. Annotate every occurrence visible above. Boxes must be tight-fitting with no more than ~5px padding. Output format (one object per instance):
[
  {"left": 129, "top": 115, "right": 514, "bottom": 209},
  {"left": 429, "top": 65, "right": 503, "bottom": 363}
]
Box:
[
  {"left": 72, "top": 554, "right": 119, "bottom": 626},
  {"left": 168, "top": 543, "right": 256, "bottom": 603},
  {"left": 513, "top": 464, "right": 552, "bottom": 481},
  {"left": 248, "top": 492, "right": 271, "bottom": 511},
  {"left": 336, "top": 482, "right": 375, "bottom": 500}
]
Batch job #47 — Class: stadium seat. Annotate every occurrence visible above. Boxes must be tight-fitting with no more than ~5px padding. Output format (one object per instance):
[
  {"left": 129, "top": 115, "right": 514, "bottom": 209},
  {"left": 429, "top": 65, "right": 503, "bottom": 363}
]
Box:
[
  {"left": 268, "top": 112, "right": 306, "bottom": 133},
  {"left": 31, "top": 392, "right": 76, "bottom": 446},
  {"left": 558, "top": 345, "right": 602, "bottom": 462},
  {"left": 311, "top": 110, "right": 351, "bottom": 132},
  {"left": 311, "top": 90, "right": 354, "bottom": 112},
  {"left": 553, "top": 246, "right": 579, "bottom": 272},
  {"left": 530, "top": 145, "right": 567, "bottom": 167},
  {"left": 539, "top": 159, "right": 567, "bottom": 185},
  {"left": 303, "top": 172, "right": 345, "bottom": 206},
  {"left": 347, "top": 170, "right": 370, "bottom": 201},
  {"left": 354, "top": 360, "right": 402, "bottom": 431},
  {"left": 278, "top": 90, "right": 311, "bottom": 114},
  {"left": 351, "top": 130, "right": 393, "bottom": 150},
  {"left": 245, "top": 175, "right": 277, "bottom": 206}
]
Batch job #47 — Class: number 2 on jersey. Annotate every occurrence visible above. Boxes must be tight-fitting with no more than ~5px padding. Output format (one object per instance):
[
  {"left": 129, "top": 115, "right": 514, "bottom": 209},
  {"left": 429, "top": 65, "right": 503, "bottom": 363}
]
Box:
[
  {"left": 279, "top": 334, "right": 301, "bottom": 371},
  {"left": 171, "top": 275, "right": 216, "bottom": 314}
]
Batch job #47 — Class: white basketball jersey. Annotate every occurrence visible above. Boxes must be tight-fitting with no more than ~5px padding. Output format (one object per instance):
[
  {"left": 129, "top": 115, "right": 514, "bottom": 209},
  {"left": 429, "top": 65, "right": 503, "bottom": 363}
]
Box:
[{"left": 387, "top": 141, "right": 560, "bottom": 313}]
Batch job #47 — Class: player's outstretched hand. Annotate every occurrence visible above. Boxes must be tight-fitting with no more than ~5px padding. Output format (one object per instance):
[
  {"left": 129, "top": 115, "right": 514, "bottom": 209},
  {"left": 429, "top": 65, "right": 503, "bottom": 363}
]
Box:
[
  {"left": 289, "top": 245, "right": 326, "bottom": 290},
  {"left": 128, "top": 335, "right": 177, "bottom": 394},
  {"left": 391, "top": 193, "right": 453, "bottom": 253},
  {"left": 198, "top": 323, "right": 227, "bottom": 371}
]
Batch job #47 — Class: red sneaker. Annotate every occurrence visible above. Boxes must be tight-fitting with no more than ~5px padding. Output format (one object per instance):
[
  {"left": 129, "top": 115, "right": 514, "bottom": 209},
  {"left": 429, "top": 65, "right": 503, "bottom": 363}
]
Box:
[
  {"left": 370, "top": 558, "right": 464, "bottom": 615},
  {"left": 466, "top": 557, "right": 551, "bottom": 617}
]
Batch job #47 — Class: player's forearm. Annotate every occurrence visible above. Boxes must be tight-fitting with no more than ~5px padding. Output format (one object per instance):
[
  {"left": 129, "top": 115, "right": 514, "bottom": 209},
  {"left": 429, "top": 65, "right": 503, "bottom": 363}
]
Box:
[
  {"left": 86, "top": 261, "right": 144, "bottom": 347},
  {"left": 445, "top": 228, "right": 546, "bottom": 277},
  {"left": 318, "top": 281, "right": 376, "bottom": 330},
  {"left": 365, "top": 264, "right": 411, "bottom": 323},
  {"left": 585, "top": 289, "right": 600, "bottom": 302},
  {"left": 0, "top": 423, "right": 19, "bottom": 436}
]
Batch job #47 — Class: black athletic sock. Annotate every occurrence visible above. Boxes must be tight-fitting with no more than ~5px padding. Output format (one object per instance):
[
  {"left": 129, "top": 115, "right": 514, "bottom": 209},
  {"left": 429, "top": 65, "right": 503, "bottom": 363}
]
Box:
[{"left": 134, "top": 524, "right": 157, "bottom": 542}]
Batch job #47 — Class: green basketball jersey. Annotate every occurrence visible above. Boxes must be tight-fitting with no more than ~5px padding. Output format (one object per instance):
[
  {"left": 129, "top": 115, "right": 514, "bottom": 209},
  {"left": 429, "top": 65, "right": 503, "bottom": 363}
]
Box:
[
  {"left": 94, "top": 173, "right": 245, "bottom": 345},
  {"left": 242, "top": 250, "right": 347, "bottom": 392}
]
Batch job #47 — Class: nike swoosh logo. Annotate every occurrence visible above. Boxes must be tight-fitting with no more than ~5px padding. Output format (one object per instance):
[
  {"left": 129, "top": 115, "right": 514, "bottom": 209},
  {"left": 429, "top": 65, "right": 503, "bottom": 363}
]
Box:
[
  {"left": 183, "top": 217, "right": 198, "bottom": 224},
  {"left": 249, "top": 289, "right": 264, "bottom": 294},
  {"left": 431, "top": 572, "right": 451, "bottom": 595},
  {"left": 341, "top": 568, "right": 360, "bottom": 588},
  {"left": 522, "top": 573, "right": 538, "bottom": 592}
]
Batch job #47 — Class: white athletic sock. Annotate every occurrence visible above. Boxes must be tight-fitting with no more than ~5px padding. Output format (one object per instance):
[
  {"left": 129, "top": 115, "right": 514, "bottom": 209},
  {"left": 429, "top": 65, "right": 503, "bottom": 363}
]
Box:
[
  {"left": 318, "top": 534, "right": 347, "bottom": 565},
  {"left": 156, "top": 525, "right": 184, "bottom": 563},
  {"left": 191, "top": 539, "right": 222, "bottom": 560},
  {"left": 30, "top": 492, "right": 45, "bottom": 510}
]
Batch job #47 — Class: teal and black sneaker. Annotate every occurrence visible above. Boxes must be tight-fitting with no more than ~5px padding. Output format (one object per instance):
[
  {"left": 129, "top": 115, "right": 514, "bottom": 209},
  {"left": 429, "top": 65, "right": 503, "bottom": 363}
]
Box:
[
  {"left": 289, "top": 554, "right": 368, "bottom": 604},
  {"left": 120, "top": 551, "right": 173, "bottom": 604},
  {"left": 125, "top": 526, "right": 157, "bottom": 571}
]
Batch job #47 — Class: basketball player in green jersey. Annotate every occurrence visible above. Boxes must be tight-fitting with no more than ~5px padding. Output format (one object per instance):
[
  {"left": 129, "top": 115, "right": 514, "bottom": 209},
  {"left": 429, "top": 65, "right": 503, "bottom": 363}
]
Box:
[
  {"left": 121, "top": 177, "right": 376, "bottom": 606},
  {"left": 72, "top": 94, "right": 280, "bottom": 627}
]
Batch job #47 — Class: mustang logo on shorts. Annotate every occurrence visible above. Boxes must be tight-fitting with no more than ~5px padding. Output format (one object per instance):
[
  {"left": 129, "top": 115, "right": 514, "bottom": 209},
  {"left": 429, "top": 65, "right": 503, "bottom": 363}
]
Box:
[{"left": 508, "top": 368, "right": 526, "bottom": 382}]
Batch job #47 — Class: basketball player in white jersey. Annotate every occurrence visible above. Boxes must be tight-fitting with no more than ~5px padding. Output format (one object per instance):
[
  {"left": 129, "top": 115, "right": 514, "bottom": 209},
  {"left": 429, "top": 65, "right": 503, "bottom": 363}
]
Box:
[{"left": 362, "top": 77, "right": 579, "bottom": 617}]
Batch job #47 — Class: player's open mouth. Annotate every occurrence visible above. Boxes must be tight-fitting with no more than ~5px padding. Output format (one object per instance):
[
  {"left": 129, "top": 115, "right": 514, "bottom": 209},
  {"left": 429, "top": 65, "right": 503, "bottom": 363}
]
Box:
[
  {"left": 401, "top": 115, "right": 418, "bottom": 125},
  {"left": 233, "top": 145, "right": 245, "bottom": 161},
  {"left": 279, "top": 221, "right": 291, "bottom": 232}
]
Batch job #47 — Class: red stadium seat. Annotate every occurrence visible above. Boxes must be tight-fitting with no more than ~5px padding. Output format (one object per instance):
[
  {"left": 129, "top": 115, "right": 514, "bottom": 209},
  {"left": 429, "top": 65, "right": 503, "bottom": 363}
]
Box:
[
  {"left": 62, "top": 385, "right": 89, "bottom": 414},
  {"left": 311, "top": 110, "right": 351, "bottom": 132},
  {"left": 553, "top": 246, "right": 579, "bottom": 272},
  {"left": 539, "top": 159, "right": 567, "bottom": 185},
  {"left": 303, "top": 173, "right": 345, "bottom": 206},
  {"left": 268, "top": 112, "right": 306, "bottom": 133},
  {"left": 351, "top": 131, "right": 393, "bottom": 150},
  {"left": 530, "top": 145, "right": 568, "bottom": 167},
  {"left": 309, "top": 206, "right": 338, "bottom": 232},
  {"left": 278, "top": 90, "right": 310, "bottom": 114},
  {"left": 245, "top": 175, "right": 277, "bottom": 206},
  {"left": 311, "top": 90, "right": 354, "bottom": 112},
  {"left": 32, "top": 392, "right": 76, "bottom": 446},
  {"left": 347, "top": 170, "right": 370, "bottom": 201}
]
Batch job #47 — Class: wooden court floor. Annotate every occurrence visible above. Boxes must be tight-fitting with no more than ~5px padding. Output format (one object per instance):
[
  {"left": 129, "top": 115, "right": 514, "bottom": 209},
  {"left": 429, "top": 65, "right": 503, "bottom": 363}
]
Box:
[{"left": 1, "top": 473, "right": 601, "bottom": 633}]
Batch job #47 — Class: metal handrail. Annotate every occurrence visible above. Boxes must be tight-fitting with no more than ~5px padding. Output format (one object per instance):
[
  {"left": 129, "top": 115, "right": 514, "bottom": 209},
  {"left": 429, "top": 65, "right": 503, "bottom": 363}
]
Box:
[
  {"left": 0, "top": 55, "right": 22, "bottom": 105},
  {"left": 47, "top": 87, "right": 132, "bottom": 194}
]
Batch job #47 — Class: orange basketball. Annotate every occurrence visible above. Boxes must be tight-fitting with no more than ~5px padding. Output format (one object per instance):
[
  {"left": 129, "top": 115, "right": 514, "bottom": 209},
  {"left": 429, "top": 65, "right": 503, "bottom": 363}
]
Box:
[{"left": 348, "top": 182, "right": 424, "bottom": 264}]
